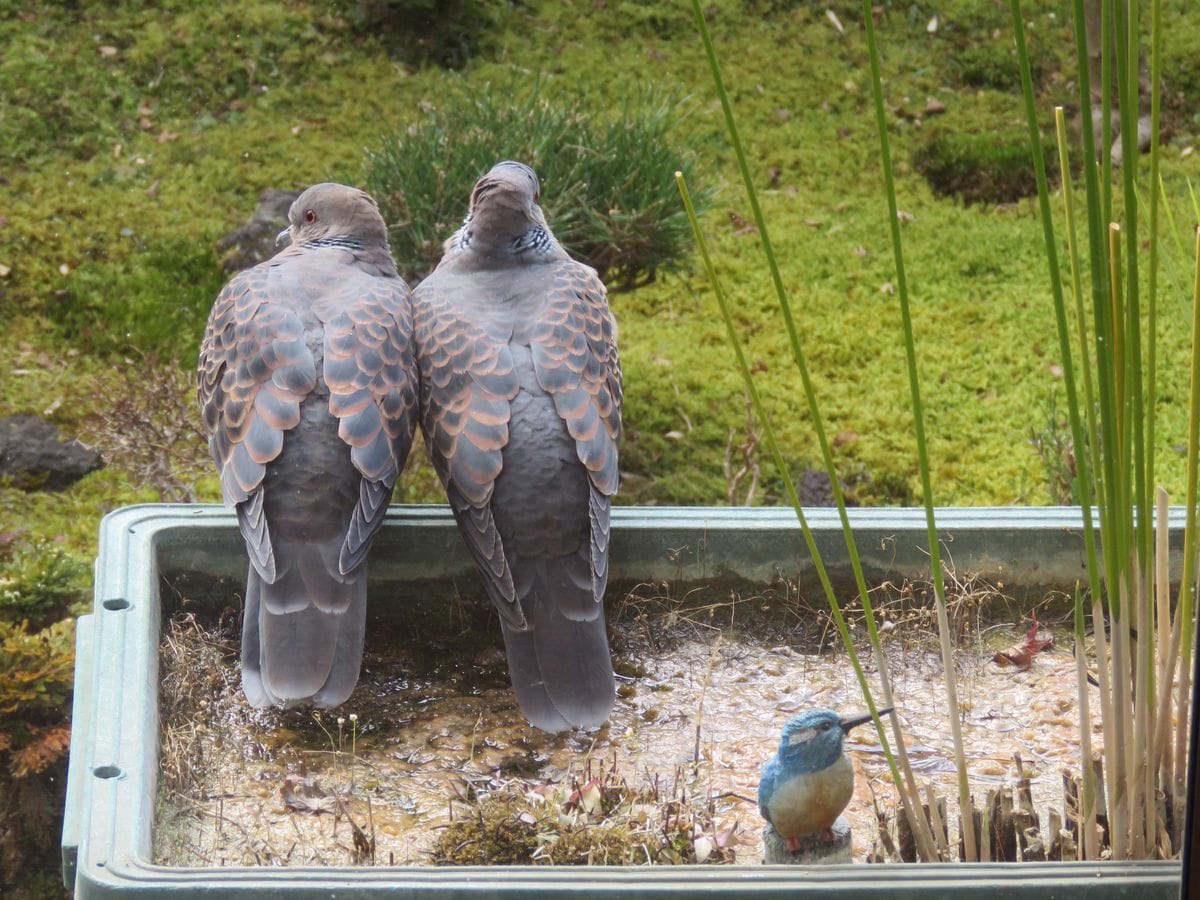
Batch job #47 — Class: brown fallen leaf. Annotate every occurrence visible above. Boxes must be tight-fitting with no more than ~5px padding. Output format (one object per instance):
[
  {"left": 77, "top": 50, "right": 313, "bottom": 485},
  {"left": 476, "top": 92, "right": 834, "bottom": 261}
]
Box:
[{"left": 993, "top": 611, "right": 1054, "bottom": 671}]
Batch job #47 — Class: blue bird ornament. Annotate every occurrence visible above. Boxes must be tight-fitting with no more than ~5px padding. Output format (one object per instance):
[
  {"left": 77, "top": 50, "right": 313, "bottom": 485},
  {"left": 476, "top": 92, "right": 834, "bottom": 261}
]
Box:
[{"left": 758, "top": 707, "right": 891, "bottom": 851}]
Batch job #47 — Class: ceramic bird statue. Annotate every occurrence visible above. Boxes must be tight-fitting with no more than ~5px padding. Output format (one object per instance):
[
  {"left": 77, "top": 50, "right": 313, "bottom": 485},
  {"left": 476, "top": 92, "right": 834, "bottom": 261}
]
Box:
[
  {"left": 758, "top": 707, "right": 891, "bottom": 850},
  {"left": 412, "top": 161, "right": 622, "bottom": 733},
  {"left": 198, "top": 182, "right": 418, "bottom": 708}
]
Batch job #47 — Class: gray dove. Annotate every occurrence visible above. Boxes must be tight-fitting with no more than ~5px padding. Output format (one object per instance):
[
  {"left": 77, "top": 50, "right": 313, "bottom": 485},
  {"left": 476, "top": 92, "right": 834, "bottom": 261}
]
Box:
[
  {"left": 413, "top": 161, "right": 622, "bottom": 733},
  {"left": 198, "top": 183, "right": 418, "bottom": 708}
]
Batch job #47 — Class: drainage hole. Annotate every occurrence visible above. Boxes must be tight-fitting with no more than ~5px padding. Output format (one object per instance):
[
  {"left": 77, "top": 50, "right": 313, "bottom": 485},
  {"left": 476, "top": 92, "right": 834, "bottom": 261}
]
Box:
[
  {"left": 102, "top": 598, "right": 131, "bottom": 611},
  {"left": 93, "top": 765, "right": 122, "bottom": 779}
]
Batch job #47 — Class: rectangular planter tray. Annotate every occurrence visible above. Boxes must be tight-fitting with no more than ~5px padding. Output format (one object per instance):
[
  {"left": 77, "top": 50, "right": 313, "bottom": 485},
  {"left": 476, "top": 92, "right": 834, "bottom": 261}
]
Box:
[{"left": 62, "top": 503, "right": 1183, "bottom": 897}]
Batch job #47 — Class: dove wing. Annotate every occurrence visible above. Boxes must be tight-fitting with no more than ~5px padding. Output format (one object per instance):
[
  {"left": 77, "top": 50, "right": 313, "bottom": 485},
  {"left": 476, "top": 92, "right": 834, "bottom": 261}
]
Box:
[
  {"left": 323, "top": 276, "right": 419, "bottom": 574},
  {"left": 413, "top": 273, "right": 523, "bottom": 627},
  {"left": 198, "top": 261, "right": 317, "bottom": 582},
  {"left": 528, "top": 261, "right": 622, "bottom": 595}
]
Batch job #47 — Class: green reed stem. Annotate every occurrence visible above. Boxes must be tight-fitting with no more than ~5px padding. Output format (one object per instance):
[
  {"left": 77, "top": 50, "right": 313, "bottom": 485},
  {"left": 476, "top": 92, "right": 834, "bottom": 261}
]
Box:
[
  {"left": 1012, "top": 0, "right": 1104, "bottom": 675},
  {"left": 1073, "top": 580, "right": 1100, "bottom": 858},
  {"left": 1146, "top": 0, "right": 1162, "bottom": 514},
  {"left": 1135, "top": 183, "right": 1189, "bottom": 308},
  {"left": 685, "top": 0, "right": 877, "bottom": 623},
  {"left": 1070, "top": 0, "right": 1121, "bottom": 625},
  {"left": 685, "top": 0, "right": 937, "bottom": 858},
  {"left": 1177, "top": 229, "right": 1200, "bottom": 808},
  {"left": 1156, "top": 178, "right": 1194, "bottom": 293},
  {"left": 1106, "top": 218, "right": 1133, "bottom": 859},
  {"left": 1055, "top": 107, "right": 1103, "bottom": 504},
  {"left": 1015, "top": 0, "right": 1115, "bottom": 854},
  {"left": 858, "top": 0, "right": 973, "bottom": 861},
  {"left": 675, "top": 169, "right": 911, "bottom": 804},
  {"left": 1054, "top": 102, "right": 1102, "bottom": 860}
]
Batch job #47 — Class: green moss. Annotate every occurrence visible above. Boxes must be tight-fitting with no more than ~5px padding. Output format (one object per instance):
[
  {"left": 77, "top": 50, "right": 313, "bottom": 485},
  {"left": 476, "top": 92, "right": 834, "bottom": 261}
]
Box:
[
  {"left": 432, "top": 772, "right": 734, "bottom": 866},
  {"left": 0, "top": 2, "right": 1193, "bottom": 595},
  {"left": 1161, "top": 18, "right": 1200, "bottom": 114},
  {"left": 53, "top": 240, "right": 224, "bottom": 359}
]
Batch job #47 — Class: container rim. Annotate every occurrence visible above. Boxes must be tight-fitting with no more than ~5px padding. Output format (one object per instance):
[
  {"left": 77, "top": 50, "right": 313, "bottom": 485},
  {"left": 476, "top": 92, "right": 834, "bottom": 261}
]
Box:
[{"left": 64, "top": 504, "right": 1186, "bottom": 897}]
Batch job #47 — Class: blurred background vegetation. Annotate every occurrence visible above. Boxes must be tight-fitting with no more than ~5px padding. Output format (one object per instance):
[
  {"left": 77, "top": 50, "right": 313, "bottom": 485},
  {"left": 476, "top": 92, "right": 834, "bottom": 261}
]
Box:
[{"left": 2, "top": 0, "right": 1199, "bottom": 893}]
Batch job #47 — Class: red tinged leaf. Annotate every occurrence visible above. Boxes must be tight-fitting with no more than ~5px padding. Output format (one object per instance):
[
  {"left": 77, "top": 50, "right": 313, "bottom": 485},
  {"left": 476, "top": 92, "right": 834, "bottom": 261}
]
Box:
[{"left": 993, "top": 611, "right": 1054, "bottom": 671}]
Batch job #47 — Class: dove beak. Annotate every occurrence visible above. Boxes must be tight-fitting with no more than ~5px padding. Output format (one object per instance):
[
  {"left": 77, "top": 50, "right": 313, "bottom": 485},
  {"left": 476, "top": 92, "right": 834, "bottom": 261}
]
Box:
[
  {"left": 840, "top": 708, "right": 892, "bottom": 733},
  {"left": 276, "top": 227, "right": 292, "bottom": 248}
]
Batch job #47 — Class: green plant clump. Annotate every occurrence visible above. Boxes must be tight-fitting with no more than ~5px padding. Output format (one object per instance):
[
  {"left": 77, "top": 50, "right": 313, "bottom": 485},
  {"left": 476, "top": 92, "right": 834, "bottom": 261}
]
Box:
[
  {"left": 0, "top": 537, "right": 90, "bottom": 631},
  {"left": 0, "top": 619, "right": 75, "bottom": 777},
  {"left": 0, "top": 615, "right": 76, "bottom": 890},
  {"left": 0, "top": 535, "right": 86, "bottom": 781},
  {"left": 364, "top": 84, "right": 712, "bottom": 289}
]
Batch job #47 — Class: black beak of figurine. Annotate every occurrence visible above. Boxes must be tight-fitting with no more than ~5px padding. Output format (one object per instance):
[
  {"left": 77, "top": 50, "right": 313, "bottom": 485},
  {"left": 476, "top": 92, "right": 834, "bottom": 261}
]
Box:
[{"left": 840, "top": 707, "right": 893, "bottom": 733}]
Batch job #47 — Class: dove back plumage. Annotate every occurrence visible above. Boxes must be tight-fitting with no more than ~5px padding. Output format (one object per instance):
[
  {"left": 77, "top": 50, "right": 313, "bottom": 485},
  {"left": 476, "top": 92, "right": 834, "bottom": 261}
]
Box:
[
  {"left": 199, "top": 182, "right": 418, "bottom": 708},
  {"left": 414, "top": 161, "right": 622, "bottom": 732}
]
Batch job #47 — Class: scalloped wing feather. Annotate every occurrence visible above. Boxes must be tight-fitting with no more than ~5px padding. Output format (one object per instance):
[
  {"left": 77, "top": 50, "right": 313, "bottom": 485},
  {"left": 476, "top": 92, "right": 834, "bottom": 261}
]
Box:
[
  {"left": 323, "top": 278, "right": 419, "bottom": 574},
  {"left": 414, "top": 276, "right": 522, "bottom": 624},
  {"left": 198, "top": 265, "right": 316, "bottom": 576},
  {"left": 530, "top": 262, "right": 622, "bottom": 497}
]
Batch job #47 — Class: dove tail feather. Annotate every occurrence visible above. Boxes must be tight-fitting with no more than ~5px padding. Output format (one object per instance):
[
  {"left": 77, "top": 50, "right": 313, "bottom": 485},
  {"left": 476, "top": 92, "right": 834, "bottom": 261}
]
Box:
[
  {"left": 239, "top": 540, "right": 367, "bottom": 709},
  {"left": 240, "top": 567, "right": 270, "bottom": 708},
  {"left": 499, "top": 558, "right": 614, "bottom": 733}
]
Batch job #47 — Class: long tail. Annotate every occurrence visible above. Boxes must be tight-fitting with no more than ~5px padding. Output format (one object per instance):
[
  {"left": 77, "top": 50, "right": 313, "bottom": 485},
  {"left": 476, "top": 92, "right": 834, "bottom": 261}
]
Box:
[
  {"left": 499, "top": 553, "right": 614, "bottom": 733},
  {"left": 240, "top": 538, "right": 367, "bottom": 708}
]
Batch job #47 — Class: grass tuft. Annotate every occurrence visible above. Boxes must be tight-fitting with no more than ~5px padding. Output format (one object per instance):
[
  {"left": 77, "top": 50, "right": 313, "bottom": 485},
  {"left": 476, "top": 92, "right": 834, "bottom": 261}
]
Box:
[{"left": 365, "top": 83, "right": 712, "bottom": 289}]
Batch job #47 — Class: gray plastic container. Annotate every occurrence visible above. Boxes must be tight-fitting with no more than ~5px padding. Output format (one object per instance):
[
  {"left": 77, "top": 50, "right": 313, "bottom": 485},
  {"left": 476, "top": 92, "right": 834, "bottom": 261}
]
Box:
[{"left": 63, "top": 504, "right": 1182, "bottom": 897}]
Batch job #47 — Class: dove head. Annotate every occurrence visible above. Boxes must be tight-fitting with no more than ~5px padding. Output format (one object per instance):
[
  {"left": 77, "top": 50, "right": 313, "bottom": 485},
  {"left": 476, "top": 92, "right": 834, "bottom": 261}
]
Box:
[
  {"left": 449, "top": 161, "right": 562, "bottom": 261},
  {"left": 279, "top": 183, "right": 390, "bottom": 251},
  {"left": 776, "top": 708, "right": 890, "bottom": 774}
]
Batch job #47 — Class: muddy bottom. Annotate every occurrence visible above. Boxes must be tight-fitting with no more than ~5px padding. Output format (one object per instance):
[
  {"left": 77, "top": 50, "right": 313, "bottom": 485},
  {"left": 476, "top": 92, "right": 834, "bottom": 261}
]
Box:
[{"left": 154, "top": 597, "right": 1092, "bottom": 868}]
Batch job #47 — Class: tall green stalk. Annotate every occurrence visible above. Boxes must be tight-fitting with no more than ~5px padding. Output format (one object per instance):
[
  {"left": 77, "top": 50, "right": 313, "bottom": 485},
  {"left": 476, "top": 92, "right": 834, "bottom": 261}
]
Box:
[
  {"left": 1053, "top": 107, "right": 1105, "bottom": 857},
  {"left": 676, "top": 171, "right": 924, "bottom": 855},
  {"left": 1177, "top": 229, "right": 1200, "bottom": 814},
  {"left": 857, "top": 0, "right": 975, "bottom": 862},
  {"left": 1011, "top": 0, "right": 1110, "bottom": 857},
  {"left": 1018, "top": 0, "right": 1191, "bottom": 859},
  {"left": 686, "top": 0, "right": 938, "bottom": 860},
  {"left": 1146, "top": 0, "right": 1162, "bottom": 537},
  {"left": 1055, "top": 108, "right": 1103, "bottom": 501}
]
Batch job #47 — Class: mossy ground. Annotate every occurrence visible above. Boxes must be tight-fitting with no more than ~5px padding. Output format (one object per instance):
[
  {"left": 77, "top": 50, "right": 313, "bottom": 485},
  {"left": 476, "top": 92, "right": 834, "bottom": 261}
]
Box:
[{"left": 3, "top": 0, "right": 1200, "bottom": 889}]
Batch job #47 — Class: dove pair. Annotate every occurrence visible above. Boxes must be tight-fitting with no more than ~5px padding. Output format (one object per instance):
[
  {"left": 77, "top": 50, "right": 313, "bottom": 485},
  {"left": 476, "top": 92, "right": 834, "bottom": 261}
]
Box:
[{"left": 198, "top": 162, "right": 621, "bottom": 733}]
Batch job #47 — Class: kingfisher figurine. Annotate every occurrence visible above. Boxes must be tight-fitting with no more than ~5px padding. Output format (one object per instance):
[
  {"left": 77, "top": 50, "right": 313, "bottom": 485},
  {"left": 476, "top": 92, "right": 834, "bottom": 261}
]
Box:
[{"left": 758, "top": 707, "right": 891, "bottom": 851}]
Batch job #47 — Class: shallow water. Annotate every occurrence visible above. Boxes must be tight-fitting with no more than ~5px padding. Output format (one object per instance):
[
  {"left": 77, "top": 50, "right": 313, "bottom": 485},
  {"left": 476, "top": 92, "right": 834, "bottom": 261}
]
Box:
[{"left": 154, "top": 607, "right": 1095, "bottom": 867}]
